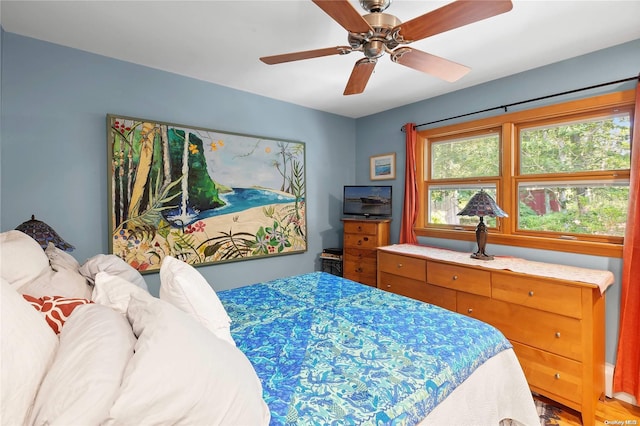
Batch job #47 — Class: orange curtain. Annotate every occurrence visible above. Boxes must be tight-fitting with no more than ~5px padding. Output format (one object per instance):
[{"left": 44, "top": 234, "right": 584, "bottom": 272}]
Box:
[
  {"left": 613, "top": 79, "right": 640, "bottom": 402},
  {"left": 400, "top": 123, "right": 418, "bottom": 244}
]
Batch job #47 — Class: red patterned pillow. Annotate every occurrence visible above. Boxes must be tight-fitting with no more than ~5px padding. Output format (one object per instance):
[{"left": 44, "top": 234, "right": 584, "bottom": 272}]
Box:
[
  {"left": 22, "top": 295, "right": 93, "bottom": 334},
  {"left": 22, "top": 294, "right": 43, "bottom": 310}
]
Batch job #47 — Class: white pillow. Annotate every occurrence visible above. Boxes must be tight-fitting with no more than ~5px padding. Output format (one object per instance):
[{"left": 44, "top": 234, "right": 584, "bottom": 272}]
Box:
[
  {"left": 79, "top": 254, "right": 148, "bottom": 291},
  {"left": 92, "top": 272, "right": 152, "bottom": 314},
  {"left": 159, "top": 255, "right": 234, "bottom": 345},
  {"left": 18, "top": 267, "right": 92, "bottom": 299},
  {"left": 45, "top": 242, "right": 80, "bottom": 272},
  {"left": 1, "top": 278, "right": 59, "bottom": 425},
  {"left": 0, "top": 230, "right": 50, "bottom": 289},
  {"left": 28, "top": 304, "right": 136, "bottom": 426},
  {"left": 104, "top": 294, "right": 270, "bottom": 425}
]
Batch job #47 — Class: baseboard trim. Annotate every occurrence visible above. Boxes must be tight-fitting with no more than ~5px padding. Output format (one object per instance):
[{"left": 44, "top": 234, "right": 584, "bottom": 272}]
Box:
[{"left": 606, "top": 362, "right": 638, "bottom": 406}]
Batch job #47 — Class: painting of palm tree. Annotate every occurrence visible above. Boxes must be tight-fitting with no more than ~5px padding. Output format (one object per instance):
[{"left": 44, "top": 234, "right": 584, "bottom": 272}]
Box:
[{"left": 107, "top": 114, "right": 306, "bottom": 272}]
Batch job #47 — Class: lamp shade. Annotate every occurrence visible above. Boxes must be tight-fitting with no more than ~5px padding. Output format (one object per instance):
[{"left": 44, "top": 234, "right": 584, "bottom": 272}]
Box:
[
  {"left": 15, "top": 215, "right": 75, "bottom": 252},
  {"left": 457, "top": 190, "right": 508, "bottom": 218}
]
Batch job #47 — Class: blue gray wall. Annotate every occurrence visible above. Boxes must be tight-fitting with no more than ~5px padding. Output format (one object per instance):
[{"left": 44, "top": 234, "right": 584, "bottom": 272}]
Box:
[
  {"left": 2, "top": 28, "right": 639, "bottom": 364},
  {"left": 354, "top": 38, "right": 640, "bottom": 364},
  {"left": 0, "top": 32, "right": 355, "bottom": 293}
]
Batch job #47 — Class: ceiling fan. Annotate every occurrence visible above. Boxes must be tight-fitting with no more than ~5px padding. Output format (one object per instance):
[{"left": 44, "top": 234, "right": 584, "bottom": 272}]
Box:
[{"left": 260, "top": 0, "right": 513, "bottom": 95}]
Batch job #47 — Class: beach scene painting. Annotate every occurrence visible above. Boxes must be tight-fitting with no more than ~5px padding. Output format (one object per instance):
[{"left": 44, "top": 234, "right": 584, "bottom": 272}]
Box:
[
  {"left": 107, "top": 115, "right": 306, "bottom": 272},
  {"left": 370, "top": 152, "right": 396, "bottom": 180}
]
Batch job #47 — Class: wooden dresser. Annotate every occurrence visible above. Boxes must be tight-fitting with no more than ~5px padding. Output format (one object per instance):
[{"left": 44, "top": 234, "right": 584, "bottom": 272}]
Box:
[
  {"left": 377, "top": 244, "right": 613, "bottom": 426},
  {"left": 341, "top": 218, "right": 390, "bottom": 287}
]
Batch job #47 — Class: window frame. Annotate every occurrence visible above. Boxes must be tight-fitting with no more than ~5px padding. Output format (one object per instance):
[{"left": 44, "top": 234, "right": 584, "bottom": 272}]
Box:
[{"left": 414, "top": 90, "right": 635, "bottom": 258}]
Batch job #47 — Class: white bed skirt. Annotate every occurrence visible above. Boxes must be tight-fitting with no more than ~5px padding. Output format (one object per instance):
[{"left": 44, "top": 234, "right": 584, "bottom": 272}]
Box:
[{"left": 420, "top": 348, "right": 540, "bottom": 426}]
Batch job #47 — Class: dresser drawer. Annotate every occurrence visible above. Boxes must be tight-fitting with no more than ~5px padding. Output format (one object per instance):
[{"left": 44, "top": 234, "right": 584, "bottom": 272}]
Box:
[
  {"left": 512, "top": 341, "right": 582, "bottom": 405},
  {"left": 422, "top": 283, "right": 457, "bottom": 311},
  {"left": 344, "top": 233, "right": 380, "bottom": 249},
  {"left": 427, "top": 261, "right": 491, "bottom": 297},
  {"left": 344, "top": 248, "right": 377, "bottom": 262},
  {"left": 379, "top": 271, "right": 456, "bottom": 310},
  {"left": 344, "top": 269, "right": 377, "bottom": 287},
  {"left": 493, "top": 273, "right": 582, "bottom": 319},
  {"left": 344, "top": 221, "right": 379, "bottom": 235},
  {"left": 458, "top": 293, "right": 583, "bottom": 361},
  {"left": 379, "top": 272, "right": 426, "bottom": 301},
  {"left": 344, "top": 258, "right": 377, "bottom": 275},
  {"left": 378, "top": 252, "right": 426, "bottom": 281},
  {"left": 344, "top": 257, "right": 377, "bottom": 286}
]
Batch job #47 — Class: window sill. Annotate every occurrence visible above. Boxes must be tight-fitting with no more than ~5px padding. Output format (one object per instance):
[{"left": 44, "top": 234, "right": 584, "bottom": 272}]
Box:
[{"left": 414, "top": 228, "right": 623, "bottom": 258}]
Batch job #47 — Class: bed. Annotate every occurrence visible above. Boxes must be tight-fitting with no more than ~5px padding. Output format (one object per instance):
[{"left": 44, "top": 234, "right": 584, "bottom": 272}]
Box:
[
  {"left": 1, "top": 229, "right": 538, "bottom": 425},
  {"left": 218, "top": 271, "right": 540, "bottom": 425}
]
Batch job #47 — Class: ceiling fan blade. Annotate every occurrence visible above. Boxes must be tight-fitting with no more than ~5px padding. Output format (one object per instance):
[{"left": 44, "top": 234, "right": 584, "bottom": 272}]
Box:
[
  {"left": 344, "top": 59, "right": 376, "bottom": 95},
  {"left": 396, "top": 0, "right": 513, "bottom": 42},
  {"left": 312, "top": 0, "right": 373, "bottom": 34},
  {"left": 391, "top": 47, "right": 470, "bottom": 82},
  {"left": 260, "top": 46, "right": 352, "bottom": 65}
]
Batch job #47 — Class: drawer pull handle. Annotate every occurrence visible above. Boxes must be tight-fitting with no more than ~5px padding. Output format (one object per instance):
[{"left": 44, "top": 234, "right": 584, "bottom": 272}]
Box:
[
  {"left": 555, "top": 332, "right": 561, "bottom": 338},
  {"left": 363, "top": 237, "right": 369, "bottom": 242},
  {"left": 397, "top": 263, "right": 403, "bottom": 268},
  {"left": 528, "top": 290, "right": 534, "bottom": 297},
  {"left": 554, "top": 373, "right": 561, "bottom": 380},
  {"left": 452, "top": 275, "right": 458, "bottom": 281},
  {"left": 357, "top": 240, "right": 362, "bottom": 245},
  {"left": 386, "top": 284, "right": 391, "bottom": 289},
  {"left": 467, "top": 308, "right": 473, "bottom": 314},
  {"left": 357, "top": 226, "right": 362, "bottom": 231}
]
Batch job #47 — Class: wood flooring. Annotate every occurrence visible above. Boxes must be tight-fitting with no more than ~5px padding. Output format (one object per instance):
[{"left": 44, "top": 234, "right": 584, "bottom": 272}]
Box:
[{"left": 533, "top": 394, "right": 640, "bottom": 425}]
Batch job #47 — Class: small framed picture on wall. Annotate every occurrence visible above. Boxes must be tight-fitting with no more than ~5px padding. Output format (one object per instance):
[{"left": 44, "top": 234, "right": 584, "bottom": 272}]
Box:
[{"left": 370, "top": 152, "right": 396, "bottom": 180}]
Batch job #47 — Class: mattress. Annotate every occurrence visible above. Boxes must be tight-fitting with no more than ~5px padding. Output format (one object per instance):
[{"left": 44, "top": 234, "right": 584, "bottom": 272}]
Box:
[{"left": 218, "top": 271, "right": 538, "bottom": 425}]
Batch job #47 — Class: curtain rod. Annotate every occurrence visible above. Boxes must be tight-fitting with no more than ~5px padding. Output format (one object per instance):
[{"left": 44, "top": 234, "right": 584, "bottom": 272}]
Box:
[{"left": 401, "top": 74, "right": 640, "bottom": 133}]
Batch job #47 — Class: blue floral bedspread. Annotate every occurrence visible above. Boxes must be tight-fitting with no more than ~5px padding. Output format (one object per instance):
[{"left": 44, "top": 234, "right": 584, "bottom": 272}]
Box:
[{"left": 218, "top": 272, "right": 511, "bottom": 425}]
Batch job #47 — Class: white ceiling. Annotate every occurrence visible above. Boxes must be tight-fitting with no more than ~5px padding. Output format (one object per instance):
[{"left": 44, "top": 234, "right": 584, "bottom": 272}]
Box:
[{"left": 2, "top": 1, "right": 640, "bottom": 118}]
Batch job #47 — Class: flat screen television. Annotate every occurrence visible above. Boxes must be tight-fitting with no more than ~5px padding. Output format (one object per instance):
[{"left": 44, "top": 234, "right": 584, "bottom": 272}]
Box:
[{"left": 343, "top": 185, "right": 392, "bottom": 218}]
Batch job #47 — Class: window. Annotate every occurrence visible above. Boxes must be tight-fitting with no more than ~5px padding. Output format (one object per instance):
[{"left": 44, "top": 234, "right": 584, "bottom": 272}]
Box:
[
  {"left": 516, "top": 181, "right": 629, "bottom": 238},
  {"left": 428, "top": 185, "right": 498, "bottom": 228},
  {"left": 415, "top": 90, "right": 635, "bottom": 257},
  {"left": 430, "top": 132, "right": 500, "bottom": 179},
  {"left": 516, "top": 111, "right": 631, "bottom": 242},
  {"left": 426, "top": 130, "right": 501, "bottom": 229}
]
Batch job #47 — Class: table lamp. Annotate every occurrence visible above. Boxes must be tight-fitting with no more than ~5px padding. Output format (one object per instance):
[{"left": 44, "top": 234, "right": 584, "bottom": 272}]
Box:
[
  {"left": 15, "top": 215, "right": 75, "bottom": 252},
  {"left": 457, "top": 190, "right": 507, "bottom": 260}
]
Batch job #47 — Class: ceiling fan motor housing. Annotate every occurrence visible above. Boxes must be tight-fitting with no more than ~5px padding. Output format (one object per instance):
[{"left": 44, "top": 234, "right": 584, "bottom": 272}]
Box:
[{"left": 348, "top": 12, "right": 401, "bottom": 56}]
